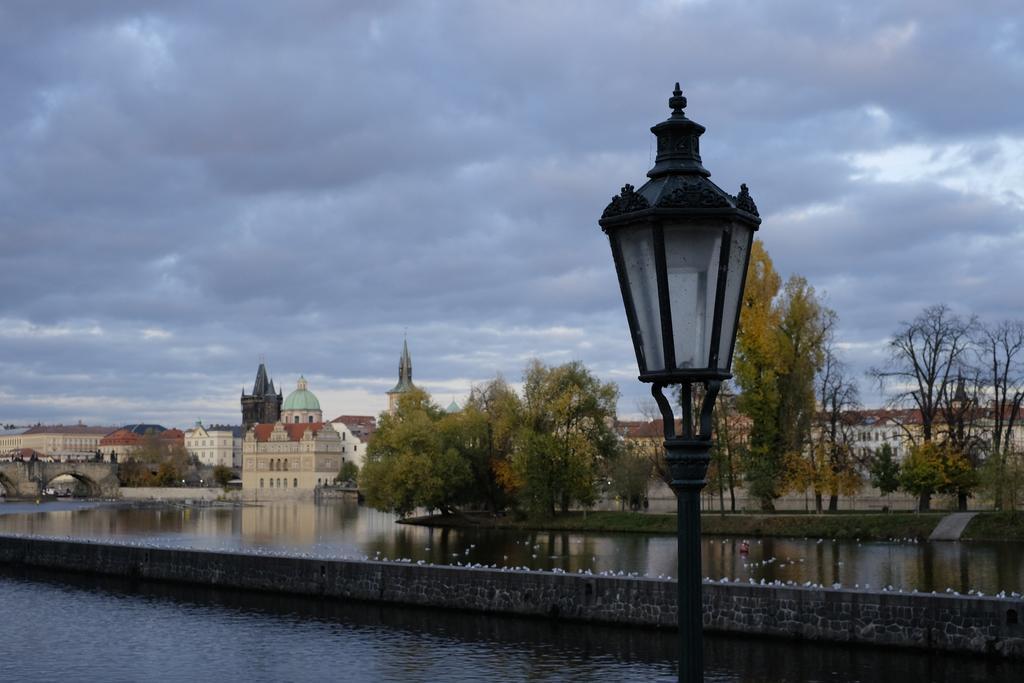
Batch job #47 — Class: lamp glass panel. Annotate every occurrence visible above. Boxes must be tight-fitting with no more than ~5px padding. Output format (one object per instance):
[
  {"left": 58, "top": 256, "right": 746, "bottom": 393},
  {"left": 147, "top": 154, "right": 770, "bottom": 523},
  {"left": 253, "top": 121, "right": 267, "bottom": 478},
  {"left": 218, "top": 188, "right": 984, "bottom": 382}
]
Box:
[
  {"left": 617, "top": 225, "right": 664, "bottom": 372},
  {"left": 716, "top": 223, "right": 753, "bottom": 370},
  {"left": 664, "top": 223, "right": 721, "bottom": 369}
]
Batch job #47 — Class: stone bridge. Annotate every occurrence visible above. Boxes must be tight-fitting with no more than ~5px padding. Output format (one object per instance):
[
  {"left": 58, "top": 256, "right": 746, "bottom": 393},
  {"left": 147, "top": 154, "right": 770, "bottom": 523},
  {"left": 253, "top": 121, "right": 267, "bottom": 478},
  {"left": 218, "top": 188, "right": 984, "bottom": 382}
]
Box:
[{"left": 0, "top": 461, "right": 120, "bottom": 498}]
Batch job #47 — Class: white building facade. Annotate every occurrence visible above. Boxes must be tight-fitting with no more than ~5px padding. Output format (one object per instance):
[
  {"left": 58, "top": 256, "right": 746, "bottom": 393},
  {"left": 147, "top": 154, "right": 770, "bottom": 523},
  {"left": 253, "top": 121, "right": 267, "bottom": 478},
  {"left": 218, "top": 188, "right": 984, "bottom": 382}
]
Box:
[
  {"left": 185, "top": 423, "right": 242, "bottom": 469},
  {"left": 327, "top": 419, "right": 367, "bottom": 470}
]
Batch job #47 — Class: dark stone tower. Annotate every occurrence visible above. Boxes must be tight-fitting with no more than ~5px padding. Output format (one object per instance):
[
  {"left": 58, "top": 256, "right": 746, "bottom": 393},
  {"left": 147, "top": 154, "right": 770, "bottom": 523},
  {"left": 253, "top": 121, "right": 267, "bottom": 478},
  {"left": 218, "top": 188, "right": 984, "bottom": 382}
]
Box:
[{"left": 241, "top": 363, "right": 283, "bottom": 429}]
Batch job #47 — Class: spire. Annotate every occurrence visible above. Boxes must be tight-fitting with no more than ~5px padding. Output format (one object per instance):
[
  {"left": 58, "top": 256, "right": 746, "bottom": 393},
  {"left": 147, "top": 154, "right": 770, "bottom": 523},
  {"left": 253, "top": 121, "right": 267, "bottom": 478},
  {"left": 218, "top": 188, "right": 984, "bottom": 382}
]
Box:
[
  {"left": 388, "top": 338, "right": 415, "bottom": 394},
  {"left": 252, "top": 363, "right": 271, "bottom": 396},
  {"left": 401, "top": 339, "right": 412, "bottom": 383},
  {"left": 953, "top": 373, "right": 969, "bottom": 405}
]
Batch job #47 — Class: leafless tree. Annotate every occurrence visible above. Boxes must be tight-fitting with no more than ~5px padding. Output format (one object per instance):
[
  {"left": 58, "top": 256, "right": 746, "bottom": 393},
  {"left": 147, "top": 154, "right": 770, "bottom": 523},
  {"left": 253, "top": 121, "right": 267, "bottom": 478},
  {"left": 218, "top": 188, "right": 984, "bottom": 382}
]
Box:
[
  {"left": 975, "top": 320, "right": 1024, "bottom": 509},
  {"left": 814, "top": 345, "right": 861, "bottom": 512},
  {"left": 710, "top": 383, "right": 744, "bottom": 513},
  {"left": 870, "top": 304, "right": 976, "bottom": 511},
  {"left": 870, "top": 304, "right": 976, "bottom": 443}
]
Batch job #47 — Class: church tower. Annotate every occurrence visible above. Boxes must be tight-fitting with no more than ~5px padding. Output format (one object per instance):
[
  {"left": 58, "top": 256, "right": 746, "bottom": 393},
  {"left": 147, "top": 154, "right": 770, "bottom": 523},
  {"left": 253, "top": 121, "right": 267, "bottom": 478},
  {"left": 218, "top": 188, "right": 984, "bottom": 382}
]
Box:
[
  {"left": 241, "top": 362, "right": 283, "bottom": 429},
  {"left": 386, "top": 339, "right": 415, "bottom": 414}
]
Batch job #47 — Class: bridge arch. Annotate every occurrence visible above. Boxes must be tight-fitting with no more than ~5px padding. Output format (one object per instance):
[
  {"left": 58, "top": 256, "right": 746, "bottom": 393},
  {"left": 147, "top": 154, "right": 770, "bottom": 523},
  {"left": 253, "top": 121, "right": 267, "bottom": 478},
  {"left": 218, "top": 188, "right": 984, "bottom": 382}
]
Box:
[{"left": 42, "top": 471, "right": 102, "bottom": 497}]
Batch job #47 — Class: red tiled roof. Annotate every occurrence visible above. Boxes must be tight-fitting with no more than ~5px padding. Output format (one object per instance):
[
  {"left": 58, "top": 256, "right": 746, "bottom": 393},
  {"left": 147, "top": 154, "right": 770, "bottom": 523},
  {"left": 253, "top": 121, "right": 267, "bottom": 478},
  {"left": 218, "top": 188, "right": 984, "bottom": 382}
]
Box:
[
  {"left": 251, "top": 422, "right": 325, "bottom": 442},
  {"left": 99, "top": 429, "right": 143, "bottom": 446}
]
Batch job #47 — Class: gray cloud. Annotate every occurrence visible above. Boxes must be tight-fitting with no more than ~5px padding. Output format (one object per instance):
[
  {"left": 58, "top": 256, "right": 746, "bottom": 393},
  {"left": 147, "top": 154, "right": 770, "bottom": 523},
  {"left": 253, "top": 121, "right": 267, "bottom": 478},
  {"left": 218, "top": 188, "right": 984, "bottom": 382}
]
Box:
[{"left": 1, "top": 0, "right": 1022, "bottom": 425}]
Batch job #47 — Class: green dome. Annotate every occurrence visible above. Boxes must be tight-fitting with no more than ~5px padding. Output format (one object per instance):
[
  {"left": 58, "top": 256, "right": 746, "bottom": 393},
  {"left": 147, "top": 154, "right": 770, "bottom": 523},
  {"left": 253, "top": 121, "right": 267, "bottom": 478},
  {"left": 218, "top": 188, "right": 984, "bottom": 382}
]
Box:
[{"left": 282, "top": 376, "right": 321, "bottom": 412}]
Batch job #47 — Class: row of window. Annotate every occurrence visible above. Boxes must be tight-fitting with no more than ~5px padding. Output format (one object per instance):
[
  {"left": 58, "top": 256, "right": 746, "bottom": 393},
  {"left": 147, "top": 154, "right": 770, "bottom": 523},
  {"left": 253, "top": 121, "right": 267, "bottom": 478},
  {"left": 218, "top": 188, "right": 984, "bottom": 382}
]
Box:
[
  {"left": 858, "top": 431, "right": 899, "bottom": 442},
  {"left": 860, "top": 446, "right": 900, "bottom": 457},
  {"left": 260, "top": 478, "right": 298, "bottom": 488}
]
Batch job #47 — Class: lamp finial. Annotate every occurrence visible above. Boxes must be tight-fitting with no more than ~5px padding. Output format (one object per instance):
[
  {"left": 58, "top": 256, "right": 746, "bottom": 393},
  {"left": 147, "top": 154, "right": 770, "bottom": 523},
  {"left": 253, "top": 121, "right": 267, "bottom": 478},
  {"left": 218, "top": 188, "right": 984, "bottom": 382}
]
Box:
[{"left": 669, "top": 83, "right": 687, "bottom": 116}]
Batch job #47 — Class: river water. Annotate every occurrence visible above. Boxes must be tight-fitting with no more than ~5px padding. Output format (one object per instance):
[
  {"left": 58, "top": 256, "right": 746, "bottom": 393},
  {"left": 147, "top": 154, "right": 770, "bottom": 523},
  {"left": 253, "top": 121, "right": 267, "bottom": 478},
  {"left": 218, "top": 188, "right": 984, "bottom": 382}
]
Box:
[
  {"left": 0, "top": 501, "right": 1022, "bottom": 681},
  {"left": 0, "top": 564, "right": 1019, "bottom": 682},
  {"left": 0, "top": 500, "right": 1021, "bottom": 595}
]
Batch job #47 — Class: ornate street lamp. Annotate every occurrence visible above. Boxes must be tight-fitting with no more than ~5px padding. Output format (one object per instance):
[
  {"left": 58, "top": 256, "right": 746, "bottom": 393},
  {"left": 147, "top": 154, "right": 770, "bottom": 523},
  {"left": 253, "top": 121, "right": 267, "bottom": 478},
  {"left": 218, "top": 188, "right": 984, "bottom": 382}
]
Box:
[{"left": 599, "top": 84, "right": 760, "bottom": 683}]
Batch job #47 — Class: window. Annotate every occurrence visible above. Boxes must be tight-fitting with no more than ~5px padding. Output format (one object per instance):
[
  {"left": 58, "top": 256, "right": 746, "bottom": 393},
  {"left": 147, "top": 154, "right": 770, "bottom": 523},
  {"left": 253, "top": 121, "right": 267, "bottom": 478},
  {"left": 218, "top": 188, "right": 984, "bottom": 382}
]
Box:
[
  {"left": 308, "top": 416, "right": 314, "bottom": 423},
  {"left": 260, "top": 479, "right": 264, "bottom": 488},
  {"left": 269, "top": 479, "right": 274, "bottom": 488},
  {"left": 293, "top": 478, "right": 298, "bottom": 488},
  {"left": 294, "top": 416, "right": 300, "bottom": 424},
  {"left": 342, "top": 433, "right": 346, "bottom": 441}
]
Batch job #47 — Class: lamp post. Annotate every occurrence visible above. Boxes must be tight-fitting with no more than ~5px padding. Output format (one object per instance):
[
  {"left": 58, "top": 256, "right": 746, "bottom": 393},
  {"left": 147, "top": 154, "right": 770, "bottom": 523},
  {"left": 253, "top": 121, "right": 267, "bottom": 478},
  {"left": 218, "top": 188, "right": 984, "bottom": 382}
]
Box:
[{"left": 598, "top": 84, "right": 760, "bottom": 683}]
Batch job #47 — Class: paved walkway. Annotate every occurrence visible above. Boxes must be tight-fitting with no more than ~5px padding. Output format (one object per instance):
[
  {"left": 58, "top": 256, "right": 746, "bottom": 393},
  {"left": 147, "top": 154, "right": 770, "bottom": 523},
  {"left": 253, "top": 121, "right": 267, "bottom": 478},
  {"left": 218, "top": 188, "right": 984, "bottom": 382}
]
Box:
[{"left": 928, "top": 512, "right": 978, "bottom": 541}]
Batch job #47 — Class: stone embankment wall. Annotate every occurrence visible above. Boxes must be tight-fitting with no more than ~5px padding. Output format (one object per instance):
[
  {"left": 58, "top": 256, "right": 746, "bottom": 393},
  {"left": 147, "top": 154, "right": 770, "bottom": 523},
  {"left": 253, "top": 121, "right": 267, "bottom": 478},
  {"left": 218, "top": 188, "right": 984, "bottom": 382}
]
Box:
[
  {"left": 0, "top": 536, "right": 1020, "bottom": 658},
  {"left": 119, "top": 487, "right": 226, "bottom": 501}
]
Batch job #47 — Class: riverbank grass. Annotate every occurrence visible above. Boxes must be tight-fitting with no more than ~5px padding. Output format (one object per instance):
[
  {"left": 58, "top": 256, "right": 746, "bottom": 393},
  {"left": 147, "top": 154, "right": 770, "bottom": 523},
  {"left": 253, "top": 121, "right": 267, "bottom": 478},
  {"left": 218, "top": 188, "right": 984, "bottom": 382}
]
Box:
[
  {"left": 401, "top": 510, "right": 948, "bottom": 540},
  {"left": 962, "top": 512, "right": 1024, "bottom": 541}
]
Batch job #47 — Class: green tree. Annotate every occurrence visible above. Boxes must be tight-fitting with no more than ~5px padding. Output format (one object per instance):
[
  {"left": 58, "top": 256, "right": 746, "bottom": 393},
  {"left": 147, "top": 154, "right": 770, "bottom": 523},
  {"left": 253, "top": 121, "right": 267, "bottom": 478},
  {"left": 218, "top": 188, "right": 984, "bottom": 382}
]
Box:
[
  {"left": 361, "top": 389, "right": 448, "bottom": 516},
  {"left": 445, "top": 378, "right": 520, "bottom": 512},
  {"left": 899, "top": 443, "right": 948, "bottom": 511},
  {"left": 336, "top": 461, "right": 359, "bottom": 484},
  {"left": 870, "top": 443, "right": 901, "bottom": 498},
  {"left": 212, "top": 465, "right": 234, "bottom": 488},
  {"left": 504, "top": 360, "right": 619, "bottom": 518},
  {"left": 939, "top": 448, "right": 978, "bottom": 503},
  {"left": 606, "top": 441, "right": 653, "bottom": 510},
  {"left": 360, "top": 389, "right": 476, "bottom": 516}
]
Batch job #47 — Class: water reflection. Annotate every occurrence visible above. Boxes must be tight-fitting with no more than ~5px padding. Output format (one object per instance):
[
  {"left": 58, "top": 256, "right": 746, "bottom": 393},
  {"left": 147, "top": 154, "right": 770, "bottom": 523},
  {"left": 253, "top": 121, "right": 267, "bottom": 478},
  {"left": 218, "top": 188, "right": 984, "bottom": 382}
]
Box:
[{"left": 0, "top": 500, "right": 1021, "bottom": 594}]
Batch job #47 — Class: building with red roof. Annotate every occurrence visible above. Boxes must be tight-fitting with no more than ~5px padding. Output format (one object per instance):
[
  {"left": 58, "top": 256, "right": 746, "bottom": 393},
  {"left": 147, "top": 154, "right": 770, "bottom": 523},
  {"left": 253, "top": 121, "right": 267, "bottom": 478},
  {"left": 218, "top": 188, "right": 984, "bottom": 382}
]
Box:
[{"left": 241, "top": 420, "right": 344, "bottom": 495}]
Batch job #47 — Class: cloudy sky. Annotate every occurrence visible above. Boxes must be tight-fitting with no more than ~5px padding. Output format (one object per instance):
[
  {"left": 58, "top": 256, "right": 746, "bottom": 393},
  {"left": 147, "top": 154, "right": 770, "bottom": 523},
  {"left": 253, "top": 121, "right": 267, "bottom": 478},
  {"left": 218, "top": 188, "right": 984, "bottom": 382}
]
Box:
[{"left": 2, "top": 1, "right": 1022, "bottom": 428}]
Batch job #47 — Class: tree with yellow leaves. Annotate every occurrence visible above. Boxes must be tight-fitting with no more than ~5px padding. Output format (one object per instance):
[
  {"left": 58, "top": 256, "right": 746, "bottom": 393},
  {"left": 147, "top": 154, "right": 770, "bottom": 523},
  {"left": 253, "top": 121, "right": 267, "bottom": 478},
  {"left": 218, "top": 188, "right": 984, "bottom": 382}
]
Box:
[{"left": 734, "top": 240, "right": 834, "bottom": 510}]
